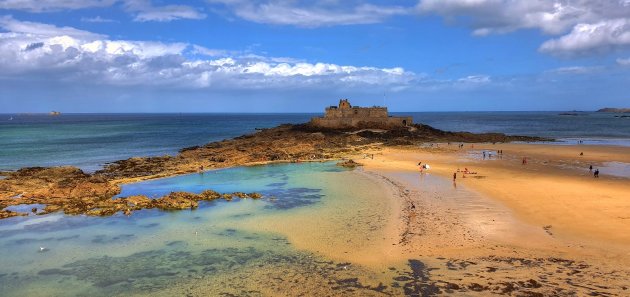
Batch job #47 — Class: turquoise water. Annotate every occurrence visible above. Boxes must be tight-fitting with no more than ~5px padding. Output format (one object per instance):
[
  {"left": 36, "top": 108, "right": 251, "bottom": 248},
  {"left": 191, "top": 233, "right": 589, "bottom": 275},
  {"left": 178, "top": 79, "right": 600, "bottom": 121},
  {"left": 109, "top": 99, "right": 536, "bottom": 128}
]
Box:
[
  {"left": 116, "top": 162, "right": 339, "bottom": 210},
  {"left": 0, "top": 162, "right": 404, "bottom": 296},
  {"left": 1, "top": 112, "right": 629, "bottom": 171}
]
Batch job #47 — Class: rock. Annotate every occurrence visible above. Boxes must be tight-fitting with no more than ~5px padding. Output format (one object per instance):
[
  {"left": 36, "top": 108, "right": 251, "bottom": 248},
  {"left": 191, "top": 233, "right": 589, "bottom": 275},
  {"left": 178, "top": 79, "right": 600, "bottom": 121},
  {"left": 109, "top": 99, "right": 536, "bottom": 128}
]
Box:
[
  {"left": 337, "top": 159, "right": 363, "bottom": 168},
  {"left": 41, "top": 204, "right": 62, "bottom": 215},
  {"left": 152, "top": 192, "right": 199, "bottom": 210},
  {"left": 199, "top": 190, "right": 221, "bottom": 200},
  {"left": 122, "top": 195, "right": 152, "bottom": 208},
  {"left": 0, "top": 209, "right": 27, "bottom": 219},
  {"left": 248, "top": 192, "right": 263, "bottom": 199},
  {"left": 232, "top": 192, "right": 248, "bottom": 198}
]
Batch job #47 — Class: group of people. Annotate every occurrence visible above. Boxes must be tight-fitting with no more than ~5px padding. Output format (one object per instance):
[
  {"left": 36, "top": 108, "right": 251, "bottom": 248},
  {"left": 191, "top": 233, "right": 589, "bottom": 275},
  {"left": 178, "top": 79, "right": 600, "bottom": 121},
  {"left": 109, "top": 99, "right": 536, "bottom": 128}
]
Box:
[
  {"left": 589, "top": 165, "right": 600, "bottom": 178},
  {"left": 481, "top": 149, "right": 504, "bottom": 160}
]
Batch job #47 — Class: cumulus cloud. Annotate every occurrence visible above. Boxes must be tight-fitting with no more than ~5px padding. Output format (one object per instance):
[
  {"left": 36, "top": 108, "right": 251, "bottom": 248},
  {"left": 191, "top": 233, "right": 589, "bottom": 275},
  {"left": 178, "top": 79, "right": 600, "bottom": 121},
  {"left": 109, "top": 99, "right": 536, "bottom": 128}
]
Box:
[
  {"left": 418, "top": 0, "right": 592, "bottom": 35},
  {"left": 417, "top": 0, "right": 630, "bottom": 55},
  {"left": 539, "top": 19, "right": 630, "bottom": 55},
  {"left": 0, "top": 17, "right": 416, "bottom": 90},
  {"left": 207, "top": 0, "right": 409, "bottom": 27}
]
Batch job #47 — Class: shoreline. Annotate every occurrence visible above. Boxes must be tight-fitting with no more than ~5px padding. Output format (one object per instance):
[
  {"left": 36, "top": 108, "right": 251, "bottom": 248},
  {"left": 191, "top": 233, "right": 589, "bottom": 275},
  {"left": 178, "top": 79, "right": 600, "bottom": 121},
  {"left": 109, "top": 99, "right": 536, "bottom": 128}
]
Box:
[
  {"left": 354, "top": 152, "right": 630, "bottom": 295},
  {"left": 357, "top": 143, "right": 630, "bottom": 252}
]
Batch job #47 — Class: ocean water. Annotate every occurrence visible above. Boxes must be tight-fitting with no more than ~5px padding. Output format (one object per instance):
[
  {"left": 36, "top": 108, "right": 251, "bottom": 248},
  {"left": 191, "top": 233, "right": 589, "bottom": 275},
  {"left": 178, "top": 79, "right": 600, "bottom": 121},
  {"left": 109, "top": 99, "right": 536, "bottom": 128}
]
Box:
[
  {"left": 1, "top": 112, "right": 629, "bottom": 171},
  {"left": 0, "top": 162, "right": 403, "bottom": 296},
  {"left": 0, "top": 113, "right": 313, "bottom": 172},
  {"left": 405, "top": 111, "right": 630, "bottom": 146}
]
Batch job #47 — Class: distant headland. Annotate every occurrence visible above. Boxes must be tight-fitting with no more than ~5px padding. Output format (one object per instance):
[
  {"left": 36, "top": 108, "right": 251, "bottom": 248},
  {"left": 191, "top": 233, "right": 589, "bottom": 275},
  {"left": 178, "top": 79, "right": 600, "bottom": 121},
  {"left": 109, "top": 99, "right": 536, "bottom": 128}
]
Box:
[{"left": 597, "top": 108, "right": 630, "bottom": 113}]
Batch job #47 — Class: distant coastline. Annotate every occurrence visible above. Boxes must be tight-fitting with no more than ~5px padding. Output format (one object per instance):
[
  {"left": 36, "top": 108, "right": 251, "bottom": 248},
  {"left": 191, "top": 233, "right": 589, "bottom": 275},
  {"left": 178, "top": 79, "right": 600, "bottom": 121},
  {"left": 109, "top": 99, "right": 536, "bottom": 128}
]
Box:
[{"left": 597, "top": 107, "right": 630, "bottom": 113}]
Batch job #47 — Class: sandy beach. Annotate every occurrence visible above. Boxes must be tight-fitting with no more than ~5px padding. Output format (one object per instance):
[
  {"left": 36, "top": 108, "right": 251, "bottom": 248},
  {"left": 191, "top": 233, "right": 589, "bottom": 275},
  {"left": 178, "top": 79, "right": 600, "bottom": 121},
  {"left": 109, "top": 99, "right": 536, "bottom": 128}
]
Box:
[{"left": 337, "top": 142, "right": 630, "bottom": 295}]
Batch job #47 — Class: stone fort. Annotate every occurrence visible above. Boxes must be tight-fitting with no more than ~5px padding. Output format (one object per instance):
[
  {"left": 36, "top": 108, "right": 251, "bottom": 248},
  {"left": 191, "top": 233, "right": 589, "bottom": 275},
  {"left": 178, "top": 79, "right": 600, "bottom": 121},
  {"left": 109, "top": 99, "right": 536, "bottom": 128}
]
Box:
[{"left": 310, "top": 99, "right": 413, "bottom": 129}]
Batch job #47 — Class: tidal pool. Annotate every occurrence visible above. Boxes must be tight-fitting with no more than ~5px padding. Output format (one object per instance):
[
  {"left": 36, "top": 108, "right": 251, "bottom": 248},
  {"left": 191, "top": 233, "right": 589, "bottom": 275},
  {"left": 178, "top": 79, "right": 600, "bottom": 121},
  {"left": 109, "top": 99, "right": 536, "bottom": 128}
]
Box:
[{"left": 0, "top": 162, "right": 419, "bottom": 296}]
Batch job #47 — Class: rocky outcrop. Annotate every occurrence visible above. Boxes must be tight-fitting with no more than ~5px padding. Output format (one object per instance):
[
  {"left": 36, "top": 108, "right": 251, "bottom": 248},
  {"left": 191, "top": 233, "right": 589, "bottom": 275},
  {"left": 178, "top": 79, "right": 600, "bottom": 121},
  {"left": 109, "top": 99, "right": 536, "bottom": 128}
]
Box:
[
  {"left": 337, "top": 159, "right": 363, "bottom": 168},
  {"left": 0, "top": 166, "right": 263, "bottom": 218},
  {"left": 2, "top": 188, "right": 263, "bottom": 218}
]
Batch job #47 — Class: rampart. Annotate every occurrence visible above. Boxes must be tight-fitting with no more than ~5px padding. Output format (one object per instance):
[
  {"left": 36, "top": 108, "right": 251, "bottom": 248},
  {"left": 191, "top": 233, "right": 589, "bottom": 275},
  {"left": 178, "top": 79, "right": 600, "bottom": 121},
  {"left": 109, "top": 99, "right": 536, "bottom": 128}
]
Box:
[{"left": 310, "top": 99, "right": 412, "bottom": 129}]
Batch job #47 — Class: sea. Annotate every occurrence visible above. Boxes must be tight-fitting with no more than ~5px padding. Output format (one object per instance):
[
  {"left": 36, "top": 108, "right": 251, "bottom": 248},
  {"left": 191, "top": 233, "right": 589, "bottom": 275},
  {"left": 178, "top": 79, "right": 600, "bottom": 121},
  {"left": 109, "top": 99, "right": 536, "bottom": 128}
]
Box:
[
  {"left": 1, "top": 111, "right": 629, "bottom": 296},
  {"left": 1, "top": 112, "right": 629, "bottom": 172}
]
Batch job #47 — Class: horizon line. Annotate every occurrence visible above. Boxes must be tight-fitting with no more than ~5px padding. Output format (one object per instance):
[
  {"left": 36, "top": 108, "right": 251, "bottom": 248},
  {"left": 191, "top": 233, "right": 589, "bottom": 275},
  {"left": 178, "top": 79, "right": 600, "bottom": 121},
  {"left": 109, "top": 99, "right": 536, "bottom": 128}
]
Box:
[{"left": 0, "top": 110, "right": 605, "bottom": 115}]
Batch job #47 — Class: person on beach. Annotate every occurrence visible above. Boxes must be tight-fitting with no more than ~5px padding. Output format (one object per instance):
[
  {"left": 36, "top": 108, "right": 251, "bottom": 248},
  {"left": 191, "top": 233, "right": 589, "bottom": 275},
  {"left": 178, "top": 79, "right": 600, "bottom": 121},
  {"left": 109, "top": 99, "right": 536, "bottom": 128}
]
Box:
[
  {"left": 580, "top": 152, "right": 584, "bottom": 156},
  {"left": 522, "top": 157, "right": 527, "bottom": 165},
  {"left": 199, "top": 165, "right": 204, "bottom": 173},
  {"left": 594, "top": 169, "right": 599, "bottom": 178},
  {"left": 589, "top": 165, "right": 593, "bottom": 172},
  {"left": 453, "top": 172, "right": 457, "bottom": 181},
  {"left": 483, "top": 152, "right": 486, "bottom": 159}
]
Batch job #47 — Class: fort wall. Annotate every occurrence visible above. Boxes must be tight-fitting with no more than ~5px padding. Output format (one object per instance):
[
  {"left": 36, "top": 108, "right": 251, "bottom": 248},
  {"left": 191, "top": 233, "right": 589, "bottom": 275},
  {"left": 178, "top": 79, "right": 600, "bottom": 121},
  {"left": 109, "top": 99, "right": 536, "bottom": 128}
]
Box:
[{"left": 310, "top": 99, "right": 412, "bottom": 129}]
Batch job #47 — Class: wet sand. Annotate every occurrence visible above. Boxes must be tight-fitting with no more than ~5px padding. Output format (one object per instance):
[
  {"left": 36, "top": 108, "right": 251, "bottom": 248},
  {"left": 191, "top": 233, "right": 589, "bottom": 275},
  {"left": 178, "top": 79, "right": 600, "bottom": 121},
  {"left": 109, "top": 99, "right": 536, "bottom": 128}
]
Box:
[{"left": 347, "top": 143, "right": 630, "bottom": 295}]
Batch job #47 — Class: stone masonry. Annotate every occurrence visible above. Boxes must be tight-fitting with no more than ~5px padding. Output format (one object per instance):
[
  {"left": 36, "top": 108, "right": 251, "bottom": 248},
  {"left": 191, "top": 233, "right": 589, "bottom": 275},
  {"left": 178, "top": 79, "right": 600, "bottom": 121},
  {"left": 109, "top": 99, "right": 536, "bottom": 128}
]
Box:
[{"left": 310, "top": 99, "right": 412, "bottom": 129}]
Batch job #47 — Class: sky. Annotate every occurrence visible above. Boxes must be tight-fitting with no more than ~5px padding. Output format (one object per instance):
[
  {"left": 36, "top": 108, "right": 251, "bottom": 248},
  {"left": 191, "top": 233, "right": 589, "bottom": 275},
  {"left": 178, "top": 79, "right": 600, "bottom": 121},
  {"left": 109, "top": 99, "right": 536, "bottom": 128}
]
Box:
[{"left": 0, "top": 0, "right": 629, "bottom": 112}]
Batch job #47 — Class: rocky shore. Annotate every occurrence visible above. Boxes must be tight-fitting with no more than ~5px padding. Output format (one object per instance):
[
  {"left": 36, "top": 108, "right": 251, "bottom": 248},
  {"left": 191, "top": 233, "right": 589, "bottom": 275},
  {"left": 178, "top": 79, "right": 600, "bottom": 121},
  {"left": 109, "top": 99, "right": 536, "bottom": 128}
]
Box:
[{"left": 0, "top": 123, "right": 547, "bottom": 219}]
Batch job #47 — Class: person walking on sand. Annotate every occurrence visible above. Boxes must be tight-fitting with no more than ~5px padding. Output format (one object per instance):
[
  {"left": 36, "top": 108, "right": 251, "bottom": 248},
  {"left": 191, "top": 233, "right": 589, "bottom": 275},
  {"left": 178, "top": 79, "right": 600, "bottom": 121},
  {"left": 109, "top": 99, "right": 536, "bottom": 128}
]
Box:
[
  {"left": 453, "top": 172, "right": 457, "bottom": 181},
  {"left": 589, "top": 165, "right": 593, "bottom": 172},
  {"left": 522, "top": 157, "right": 527, "bottom": 165},
  {"left": 594, "top": 169, "right": 599, "bottom": 178}
]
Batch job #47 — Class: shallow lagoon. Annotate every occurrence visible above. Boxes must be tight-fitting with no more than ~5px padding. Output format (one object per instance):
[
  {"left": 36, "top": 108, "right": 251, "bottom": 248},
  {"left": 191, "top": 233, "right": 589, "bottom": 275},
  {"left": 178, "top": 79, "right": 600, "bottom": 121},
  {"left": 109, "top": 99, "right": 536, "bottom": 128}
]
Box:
[{"left": 0, "top": 162, "right": 421, "bottom": 296}]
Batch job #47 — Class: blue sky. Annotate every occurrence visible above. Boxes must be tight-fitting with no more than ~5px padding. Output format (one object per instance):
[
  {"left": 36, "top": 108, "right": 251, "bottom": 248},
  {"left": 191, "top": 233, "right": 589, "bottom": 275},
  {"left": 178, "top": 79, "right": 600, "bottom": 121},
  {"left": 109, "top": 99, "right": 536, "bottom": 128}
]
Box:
[{"left": 0, "top": 0, "right": 629, "bottom": 112}]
